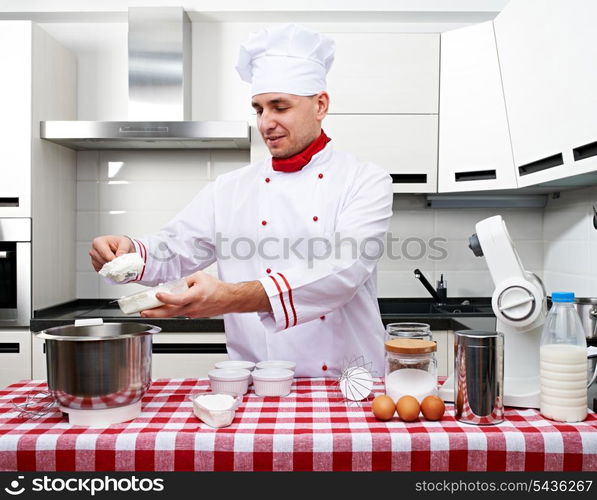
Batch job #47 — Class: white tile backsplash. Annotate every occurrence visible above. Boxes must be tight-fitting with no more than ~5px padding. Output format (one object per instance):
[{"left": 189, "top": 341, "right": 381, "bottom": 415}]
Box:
[
  {"left": 77, "top": 271, "right": 99, "bottom": 298},
  {"left": 79, "top": 149, "right": 597, "bottom": 300},
  {"left": 97, "top": 211, "right": 180, "bottom": 237},
  {"left": 76, "top": 181, "right": 99, "bottom": 211},
  {"left": 76, "top": 151, "right": 99, "bottom": 181},
  {"left": 76, "top": 212, "right": 99, "bottom": 241},
  {"left": 97, "top": 150, "right": 211, "bottom": 182},
  {"left": 542, "top": 184, "right": 597, "bottom": 297}
]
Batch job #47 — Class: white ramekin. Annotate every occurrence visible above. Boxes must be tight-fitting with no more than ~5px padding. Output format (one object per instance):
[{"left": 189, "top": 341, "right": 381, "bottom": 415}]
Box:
[
  {"left": 255, "top": 360, "right": 296, "bottom": 372},
  {"left": 214, "top": 360, "right": 256, "bottom": 371},
  {"left": 208, "top": 368, "right": 251, "bottom": 396},
  {"left": 251, "top": 368, "right": 294, "bottom": 397}
]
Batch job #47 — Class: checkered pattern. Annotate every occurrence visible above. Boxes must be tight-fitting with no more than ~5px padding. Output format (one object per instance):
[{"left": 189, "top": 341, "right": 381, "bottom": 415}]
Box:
[
  {"left": 0, "top": 378, "right": 595, "bottom": 471},
  {"left": 54, "top": 387, "right": 147, "bottom": 410}
]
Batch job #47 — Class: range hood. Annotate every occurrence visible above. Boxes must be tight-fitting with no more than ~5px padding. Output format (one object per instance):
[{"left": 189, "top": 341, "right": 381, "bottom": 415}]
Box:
[{"left": 41, "top": 7, "right": 250, "bottom": 150}]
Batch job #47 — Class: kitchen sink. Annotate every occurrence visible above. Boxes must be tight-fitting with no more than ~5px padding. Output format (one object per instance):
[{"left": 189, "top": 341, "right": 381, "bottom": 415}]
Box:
[{"left": 378, "top": 299, "right": 493, "bottom": 316}]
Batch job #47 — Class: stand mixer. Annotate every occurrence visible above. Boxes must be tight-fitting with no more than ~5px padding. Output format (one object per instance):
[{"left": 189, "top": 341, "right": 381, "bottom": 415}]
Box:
[{"left": 438, "top": 215, "right": 547, "bottom": 408}]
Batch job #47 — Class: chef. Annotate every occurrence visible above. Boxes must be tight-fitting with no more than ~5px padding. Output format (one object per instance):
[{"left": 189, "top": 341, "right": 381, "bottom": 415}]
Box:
[{"left": 90, "top": 24, "right": 393, "bottom": 377}]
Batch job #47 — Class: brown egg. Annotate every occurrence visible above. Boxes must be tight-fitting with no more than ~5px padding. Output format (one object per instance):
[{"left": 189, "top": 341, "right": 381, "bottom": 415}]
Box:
[
  {"left": 420, "top": 395, "right": 445, "bottom": 421},
  {"left": 371, "top": 395, "right": 396, "bottom": 421},
  {"left": 396, "top": 395, "right": 420, "bottom": 422}
]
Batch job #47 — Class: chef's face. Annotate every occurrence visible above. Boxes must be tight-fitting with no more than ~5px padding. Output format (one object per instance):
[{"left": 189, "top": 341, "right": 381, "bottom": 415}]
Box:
[{"left": 251, "top": 92, "right": 329, "bottom": 158}]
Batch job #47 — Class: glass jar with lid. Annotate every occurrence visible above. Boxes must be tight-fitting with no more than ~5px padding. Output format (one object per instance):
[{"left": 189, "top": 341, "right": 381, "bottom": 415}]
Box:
[
  {"left": 385, "top": 322, "right": 432, "bottom": 341},
  {"left": 384, "top": 338, "right": 438, "bottom": 403}
]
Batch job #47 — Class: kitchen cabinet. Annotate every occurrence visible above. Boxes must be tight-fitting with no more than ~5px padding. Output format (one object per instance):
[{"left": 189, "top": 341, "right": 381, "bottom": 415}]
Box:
[
  {"left": 0, "top": 21, "right": 76, "bottom": 218},
  {"left": 151, "top": 332, "right": 228, "bottom": 379},
  {"left": 494, "top": 0, "right": 597, "bottom": 187},
  {"left": 0, "top": 21, "right": 77, "bottom": 311},
  {"left": 33, "top": 331, "right": 229, "bottom": 380},
  {"left": 326, "top": 33, "right": 439, "bottom": 114},
  {"left": 438, "top": 21, "right": 517, "bottom": 193},
  {"left": 0, "top": 329, "right": 31, "bottom": 388},
  {"left": 324, "top": 114, "right": 438, "bottom": 193},
  {"left": 0, "top": 22, "right": 33, "bottom": 217}
]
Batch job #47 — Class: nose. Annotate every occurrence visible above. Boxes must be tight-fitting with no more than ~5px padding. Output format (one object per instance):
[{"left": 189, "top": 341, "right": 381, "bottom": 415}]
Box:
[{"left": 258, "top": 109, "right": 277, "bottom": 135}]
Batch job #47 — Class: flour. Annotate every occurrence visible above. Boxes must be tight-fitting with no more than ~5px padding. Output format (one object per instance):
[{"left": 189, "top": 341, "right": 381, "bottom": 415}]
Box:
[
  {"left": 117, "top": 278, "right": 189, "bottom": 315},
  {"left": 117, "top": 290, "right": 162, "bottom": 315},
  {"left": 99, "top": 253, "right": 144, "bottom": 283},
  {"left": 385, "top": 368, "right": 438, "bottom": 403}
]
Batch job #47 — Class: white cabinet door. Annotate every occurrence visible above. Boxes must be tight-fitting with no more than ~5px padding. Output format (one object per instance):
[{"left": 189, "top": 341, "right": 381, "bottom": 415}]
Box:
[
  {"left": 494, "top": 0, "right": 597, "bottom": 187},
  {"left": 439, "top": 21, "right": 517, "bottom": 193},
  {"left": 327, "top": 33, "right": 439, "bottom": 114},
  {"left": 0, "top": 22, "right": 32, "bottom": 217},
  {"left": 432, "top": 330, "right": 448, "bottom": 378},
  {"left": 0, "top": 329, "right": 31, "bottom": 387},
  {"left": 151, "top": 332, "right": 229, "bottom": 379},
  {"left": 324, "top": 114, "right": 438, "bottom": 193},
  {"left": 31, "top": 332, "right": 46, "bottom": 380}
]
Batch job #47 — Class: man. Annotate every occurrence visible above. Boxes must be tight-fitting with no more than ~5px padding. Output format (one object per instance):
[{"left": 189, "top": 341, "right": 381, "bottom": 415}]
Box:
[{"left": 90, "top": 24, "right": 393, "bottom": 377}]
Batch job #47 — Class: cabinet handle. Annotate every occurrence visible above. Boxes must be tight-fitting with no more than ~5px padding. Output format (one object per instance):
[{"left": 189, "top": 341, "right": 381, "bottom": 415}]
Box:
[
  {"left": 152, "top": 343, "right": 228, "bottom": 354},
  {"left": 518, "top": 153, "right": 563, "bottom": 176},
  {"left": 0, "top": 343, "right": 19, "bottom": 354},
  {"left": 573, "top": 140, "right": 597, "bottom": 162},
  {"left": 454, "top": 169, "right": 497, "bottom": 182},
  {"left": 390, "top": 174, "right": 427, "bottom": 184},
  {"left": 0, "top": 198, "right": 19, "bottom": 207}
]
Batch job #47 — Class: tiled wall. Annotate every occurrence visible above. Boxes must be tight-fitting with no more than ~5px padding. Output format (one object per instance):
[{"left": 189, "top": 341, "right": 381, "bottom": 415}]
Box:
[
  {"left": 76, "top": 150, "right": 545, "bottom": 299},
  {"left": 76, "top": 149, "right": 245, "bottom": 299},
  {"left": 542, "top": 185, "right": 597, "bottom": 297}
]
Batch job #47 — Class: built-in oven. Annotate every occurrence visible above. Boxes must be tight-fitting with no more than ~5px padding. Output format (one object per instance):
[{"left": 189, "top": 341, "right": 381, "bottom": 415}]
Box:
[{"left": 0, "top": 218, "right": 31, "bottom": 327}]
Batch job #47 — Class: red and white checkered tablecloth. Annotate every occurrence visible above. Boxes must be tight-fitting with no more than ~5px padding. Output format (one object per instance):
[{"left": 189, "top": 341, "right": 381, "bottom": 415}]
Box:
[{"left": 0, "top": 378, "right": 595, "bottom": 472}]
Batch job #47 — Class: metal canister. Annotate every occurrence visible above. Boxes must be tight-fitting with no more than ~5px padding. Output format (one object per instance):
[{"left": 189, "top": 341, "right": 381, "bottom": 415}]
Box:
[
  {"left": 454, "top": 330, "right": 504, "bottom": 425},
  {"left": 574, "top": 298, "right": 597, "bottom": 339}
]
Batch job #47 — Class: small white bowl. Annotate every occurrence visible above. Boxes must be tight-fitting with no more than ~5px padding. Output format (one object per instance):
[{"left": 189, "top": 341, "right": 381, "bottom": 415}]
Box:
[
  {"left": 189, "top": 392, "right": 241, "bottom": 428},
  {"left": 208, "top": 368, "right": 251, "bottom": 396},
  {"left": 255, "top": 360, "right": 296, "bottom": 372},
  {"left": 214, "top": 360, "right": 256, "bottom": 371},
  {"left": 252, "top": 368, "right": 294, "bottom": 397}
]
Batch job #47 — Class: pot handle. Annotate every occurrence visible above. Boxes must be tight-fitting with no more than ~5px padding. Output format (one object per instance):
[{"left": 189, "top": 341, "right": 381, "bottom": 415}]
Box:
[{"left": 74, "top": 318, "right": 104, "bottom": 327}]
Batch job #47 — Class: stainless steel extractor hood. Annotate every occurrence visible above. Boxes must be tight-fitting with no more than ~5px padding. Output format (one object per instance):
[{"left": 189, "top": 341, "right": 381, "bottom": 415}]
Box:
[{"left": 41, "top": 7, "right": 250, "bottom": 150}]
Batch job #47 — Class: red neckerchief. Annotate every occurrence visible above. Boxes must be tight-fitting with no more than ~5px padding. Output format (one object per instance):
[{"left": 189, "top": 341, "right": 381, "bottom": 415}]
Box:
[{"left": 271, "top": 130, "right": 331, "bottom": 173}]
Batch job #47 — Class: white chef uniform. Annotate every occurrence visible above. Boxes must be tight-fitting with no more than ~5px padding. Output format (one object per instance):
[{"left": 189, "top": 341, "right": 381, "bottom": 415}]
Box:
[{"left": 127, "top": 24, "right": 394, "bottom": 377}]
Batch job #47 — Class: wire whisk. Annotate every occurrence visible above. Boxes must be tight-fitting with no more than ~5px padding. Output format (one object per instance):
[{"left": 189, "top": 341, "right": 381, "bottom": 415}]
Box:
[
  {"left": 335, "top": 355, "right": 375, "bottom": 407},
  {"left": 11, "top": 391, "right": 57, "bottom": 419}
]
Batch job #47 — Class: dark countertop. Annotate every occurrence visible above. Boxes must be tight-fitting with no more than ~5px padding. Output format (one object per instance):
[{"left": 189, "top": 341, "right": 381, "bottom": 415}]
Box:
[{"left": 31, "top": 297, "right": 495, "bottom": 333}]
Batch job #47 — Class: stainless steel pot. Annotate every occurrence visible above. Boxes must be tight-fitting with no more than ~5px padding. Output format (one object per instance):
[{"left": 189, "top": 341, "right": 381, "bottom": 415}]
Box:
[
  {"left": 574, "top": 298, "right": 597, "bottom": 339},
  {"left": 36, "top": 322, "right": 160, "bottom": 410}
]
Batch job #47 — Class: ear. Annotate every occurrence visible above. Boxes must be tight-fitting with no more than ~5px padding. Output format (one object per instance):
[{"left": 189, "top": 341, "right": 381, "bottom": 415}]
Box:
[{"left": 315, "top": 91, "right": 330, "bottom": 120}]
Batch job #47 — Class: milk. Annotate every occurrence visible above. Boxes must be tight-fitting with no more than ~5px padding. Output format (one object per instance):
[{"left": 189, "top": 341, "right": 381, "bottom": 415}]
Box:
[{"left": 540, "top": 344, "right": 587, "bottom": 422}]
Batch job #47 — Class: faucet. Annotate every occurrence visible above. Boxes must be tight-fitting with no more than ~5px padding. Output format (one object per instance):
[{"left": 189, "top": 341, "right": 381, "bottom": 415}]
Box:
[{"left": 414, "top": 269, "right": 446, "bottom": 304}]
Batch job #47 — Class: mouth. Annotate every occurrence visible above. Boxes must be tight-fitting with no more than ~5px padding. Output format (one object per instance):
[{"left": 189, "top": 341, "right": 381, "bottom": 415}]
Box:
[{"left": 265, "top": 135, "right": 285, "bottom": 146}]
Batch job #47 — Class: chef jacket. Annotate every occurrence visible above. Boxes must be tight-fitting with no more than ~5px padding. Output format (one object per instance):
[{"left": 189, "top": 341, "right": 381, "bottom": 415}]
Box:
[{"left": 130, "top": 143, "right": 393, "bottom": 377}]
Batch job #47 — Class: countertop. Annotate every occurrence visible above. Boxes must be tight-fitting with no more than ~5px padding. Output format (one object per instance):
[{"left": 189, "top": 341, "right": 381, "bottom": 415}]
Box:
[
  {"left": 1, "top": 378, "right": 595, "bottom": 472},
  {"left": 30, "top": 298, "right": 496, "bottom": 333}
]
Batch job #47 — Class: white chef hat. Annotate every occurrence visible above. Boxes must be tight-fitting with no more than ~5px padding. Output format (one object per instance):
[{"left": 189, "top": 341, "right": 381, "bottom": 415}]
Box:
[{"left": 236, "top": 23, "right": 335, "bottom": 96}]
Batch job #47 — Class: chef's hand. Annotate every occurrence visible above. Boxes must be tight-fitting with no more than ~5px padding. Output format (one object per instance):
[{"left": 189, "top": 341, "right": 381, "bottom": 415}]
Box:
[
  {"left": 89, "top": 235, "right": 135, "bottom": 272},
  {"left": 140, "top": 270, "right": 272, "bottom": 318}
]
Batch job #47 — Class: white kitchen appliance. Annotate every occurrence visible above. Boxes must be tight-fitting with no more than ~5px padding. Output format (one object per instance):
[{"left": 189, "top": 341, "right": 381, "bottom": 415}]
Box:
[{"left": 439, "top": 215, "right": 547, "bottom": 408}]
